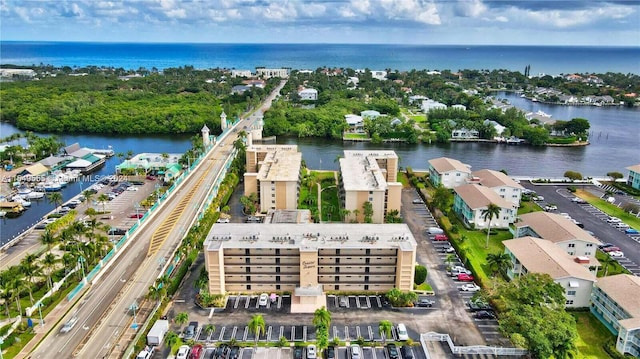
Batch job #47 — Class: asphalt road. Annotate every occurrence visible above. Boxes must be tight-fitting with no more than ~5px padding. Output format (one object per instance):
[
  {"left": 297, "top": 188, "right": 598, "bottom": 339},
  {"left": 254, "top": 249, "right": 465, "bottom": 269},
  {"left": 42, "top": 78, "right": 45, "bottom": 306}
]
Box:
[
  {"left": 521, "top": 183, "right": 640, "bottom": 275},
  {"left": 29, "top": 81, "right": 287, "bottom": 359}
]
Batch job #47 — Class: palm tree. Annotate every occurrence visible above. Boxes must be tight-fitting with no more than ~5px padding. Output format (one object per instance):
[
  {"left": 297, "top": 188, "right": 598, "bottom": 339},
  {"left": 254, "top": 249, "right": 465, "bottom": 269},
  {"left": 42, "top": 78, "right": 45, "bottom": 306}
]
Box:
[
  {"left": 42, "top": 252, "right": 57, "bottom": 289},
  {"left": 445, "top": 253, "right": 457, "bottom": 269},
  {"left": 164, "top": 330, "right": 180, "bottom": 350},
  {"left": 0, "top": 278, "right": 12, "bottom": 317},
  {"left": 378, "top": 320, "right": 393, "bottom": 344},
  {"left": 20, "top": 254, "right": 41, "bottom": 304},
  {"left": 486, "top": 252, "right": 513, "bottom": 276},
  {"left": 9, "top": 277, "right": 25, "bottom": 315},
  {"left": 312, "top": 306, "right": 332, "bottom": 328},
  {"left": 248, "top": 314, "right": 266, "bottom": 348},
  {"left": 175, "top": 311, "right": 189, "bottom": 326},
  {"left": 47, "top": 192, "right": 63, "bottom": 211},
  {"left": 204, "top": 323, "right": 215, "bottom": 337},
  {"left": 97, "top": 193, "right": 109, "bottom": 213},
  {"left": 39, "top": 229, "right": 56, "bottom": 253},
  {"left": 600, "top": 255, "right": 616, "bottom": 277},
  {"left": 481, "top": 203, "right": 501, "bottom": 249},
  {"left": 83, "top": 190, "right": 95, "bottom": 209}
]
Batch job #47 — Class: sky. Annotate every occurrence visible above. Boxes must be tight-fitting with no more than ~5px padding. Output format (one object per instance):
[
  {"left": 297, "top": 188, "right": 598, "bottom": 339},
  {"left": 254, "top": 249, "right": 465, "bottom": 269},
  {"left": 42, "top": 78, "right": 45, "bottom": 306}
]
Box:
[{"left": 1, "top": 0, "right": 639, "bottom": 46}]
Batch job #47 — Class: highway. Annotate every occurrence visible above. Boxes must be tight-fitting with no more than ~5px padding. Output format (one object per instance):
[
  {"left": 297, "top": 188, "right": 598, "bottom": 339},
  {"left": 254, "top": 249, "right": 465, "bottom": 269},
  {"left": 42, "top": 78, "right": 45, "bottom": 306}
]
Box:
[{"left": 29, "top": 80, "right": 286, "bottom": 359}]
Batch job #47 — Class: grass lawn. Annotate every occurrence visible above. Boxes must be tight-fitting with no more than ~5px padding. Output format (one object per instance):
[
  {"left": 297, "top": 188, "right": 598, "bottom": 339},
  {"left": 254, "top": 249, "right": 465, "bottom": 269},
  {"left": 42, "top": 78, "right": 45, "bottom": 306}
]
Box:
[
  {"left": 572, "top": 312, "right": 616, "bottom": 359},
  {"left": 343, "top": 133, "right": 369, "bottom": 139},
  {"left": 455, "top": 227, "right": 513, "bottom": 286},
  {"left": 397, "top": 172, "right": 409, "bottom": 187},
  {"left": 319, "top": 176, "right": 341, "bottom": 222},
  {"left": 577, "top": 189, "right": 640, "bottom": 230},
  {"left": 517, "top": 200, "right": 542, "bottom": 215},
  {"left": 414, "top": 282, "right": 433, "bottom": 291},
  {"left": 596, "top": 251, "right": 630, "bottom": 277}
]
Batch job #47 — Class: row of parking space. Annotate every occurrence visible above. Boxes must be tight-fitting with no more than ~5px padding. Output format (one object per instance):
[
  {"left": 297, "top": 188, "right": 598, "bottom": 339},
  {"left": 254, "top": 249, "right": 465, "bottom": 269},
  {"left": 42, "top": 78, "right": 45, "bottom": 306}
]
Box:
[
  {"left": 251, "top": 345, "right": 423, "bottom": 359},
  {"left": 326, "top": 294, "right": 390, "bottom": 310},
  {"left": 224, "top": 294, "right": 291, "bottom": 312},
  {"left": 412, "top": 201, "right": 438, "bottom": 228},
  {"left": 202, "top": 346, "right": 253, "bottom": 359},
  {"left": 192, "top": 324, "right": 408, "bottom": 343}
]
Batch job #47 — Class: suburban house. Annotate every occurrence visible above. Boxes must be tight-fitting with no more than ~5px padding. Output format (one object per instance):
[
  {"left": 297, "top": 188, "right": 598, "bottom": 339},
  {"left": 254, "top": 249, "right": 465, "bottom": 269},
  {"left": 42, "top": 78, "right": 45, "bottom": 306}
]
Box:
[
  {"left": 361, "top": 110, "right": 382, "bottom": 120},
  {"left": 298, "top": 88, "right": 318, "bottom": 101},
  {"left": 408, "top": 95, "right": 427, "bottom": 104},
  {"left": 451, "top": 128, "right": 479, "bottom": 140},
  {"left": 370, "top": 70, "right": 388, "bottom": 81},
  {"left": 339, "top": 150, "right": 402, "bottom": 224},
  {"left": 469, "top": 169, "right": 524, "bottom": 207},
  {"left": 452, "top": 104, "right": 467, "bottom": 111},
  {"left": 421, "top": 99, "right": 447, "bottom": 113},
  {"left": 256, "top": 67, "right": 290, "bottom": 78},
  {"left": 244, "top": 145, "right": 302, "bottom": 211},
  {"left": 344, "top": 114, "right": 365, "bottom": 133},
  {"left": 231, "top": 85, "right": 252, "bottom": 94},
  {"left": 590, "top": 274, "right": 640, "bottom": 357},
  {"left": 428, "top": 157, "right": 472, "bottom": 189},
  {"left": 203, "top": 223, "right": 417, "bottom": 313},
  {"left": 453, "top": 184, "right": 516, "bottom": 229},
  {"left": 513, "top": 212, "right": 601, "bottom": 267},
  {"left": 626, "top": 164, "right": 640, "bottom": 190},
  {"left": 231, "top": 70, "right": 252, "bottom": 77},
  {"left": 503, "top": 236, "right": 597, "bottom": 308},
  {"left": 483, "top": 120, "right": 506, "bottom": 136}
]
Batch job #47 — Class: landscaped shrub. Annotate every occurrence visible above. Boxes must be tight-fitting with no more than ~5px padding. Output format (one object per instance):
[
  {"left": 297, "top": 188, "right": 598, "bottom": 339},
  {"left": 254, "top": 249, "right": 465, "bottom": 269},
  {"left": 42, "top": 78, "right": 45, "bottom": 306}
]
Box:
[{"left": 414, "top": 265, "right": 427, "bottom": 285}]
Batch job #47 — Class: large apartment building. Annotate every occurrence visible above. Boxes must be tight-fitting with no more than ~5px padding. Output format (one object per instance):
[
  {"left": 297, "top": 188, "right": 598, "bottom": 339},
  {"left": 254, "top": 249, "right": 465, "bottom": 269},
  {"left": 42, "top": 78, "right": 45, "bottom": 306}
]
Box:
[
  {"left": 203, "top": 223, "right": 417, "bottom": 313},
  {"left": 244, "top": 145, "right": 302, "bottom": 211},
  {"left": 339, "top": 151, "right": 402, "bottom": 223}
]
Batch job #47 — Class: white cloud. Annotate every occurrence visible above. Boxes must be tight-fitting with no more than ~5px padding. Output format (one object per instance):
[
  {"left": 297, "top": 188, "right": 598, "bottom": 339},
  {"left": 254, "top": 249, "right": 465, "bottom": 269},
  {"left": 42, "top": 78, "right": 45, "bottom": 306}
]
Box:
[
  {"left": 455, "top": 0, "right": 486, "bottom": 18},
  {"left": 351, "top": 0, "right": 371, "bottom": 15}
]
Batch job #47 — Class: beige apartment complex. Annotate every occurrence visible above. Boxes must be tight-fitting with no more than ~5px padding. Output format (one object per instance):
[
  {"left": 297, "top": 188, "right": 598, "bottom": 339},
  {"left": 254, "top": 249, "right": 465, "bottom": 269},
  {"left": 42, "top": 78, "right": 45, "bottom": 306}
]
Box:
[
  {"left": 203, "top": 223, "right": 417, "bottom": 312},
  {"left": 244, "top": 145, "right": 302, "bottom": 211},
  {"left": 339, "top": 151, "right": 402, "bottom": 223}
]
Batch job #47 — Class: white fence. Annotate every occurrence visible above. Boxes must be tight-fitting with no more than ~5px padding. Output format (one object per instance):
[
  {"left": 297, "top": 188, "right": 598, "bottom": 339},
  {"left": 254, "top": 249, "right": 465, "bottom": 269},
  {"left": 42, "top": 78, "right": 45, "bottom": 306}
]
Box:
[{"left": 420, "top": 332, "right": 528, "bottom": 357}]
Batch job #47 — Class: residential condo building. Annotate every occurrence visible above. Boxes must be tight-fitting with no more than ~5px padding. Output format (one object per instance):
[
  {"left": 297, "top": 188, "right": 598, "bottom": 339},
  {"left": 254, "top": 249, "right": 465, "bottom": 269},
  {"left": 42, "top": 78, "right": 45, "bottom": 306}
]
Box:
[
  {"left": 453, "top": 184, "right": 516, "bottom": 229},
  {"left": 428, "top": 157, "right": 471, "bottom": 189},
  {"left": 627, "top": 164, "right": 640, "bottom": 190}
]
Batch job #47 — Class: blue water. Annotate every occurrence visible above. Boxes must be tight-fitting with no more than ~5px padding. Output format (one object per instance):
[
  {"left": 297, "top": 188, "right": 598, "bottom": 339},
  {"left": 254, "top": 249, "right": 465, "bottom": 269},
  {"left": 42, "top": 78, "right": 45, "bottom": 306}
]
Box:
[{"left": 1, "top": 42, "right": 639, "bottom": 75}]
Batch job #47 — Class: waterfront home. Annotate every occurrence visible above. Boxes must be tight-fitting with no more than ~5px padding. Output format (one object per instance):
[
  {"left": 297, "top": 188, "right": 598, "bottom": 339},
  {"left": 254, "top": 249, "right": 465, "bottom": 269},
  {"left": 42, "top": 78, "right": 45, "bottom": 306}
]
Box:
[
  {"left": 590, "top": 274, "right": 640, "bottom": 357},
  {"left": 163, "top": 163, "right": 183, "bottom": 183},
  {"left": 361, "top": 110, "right": 382, "bottom": 120},
  {"left": 483, "top": 120, "right": 506, "bottom": 136},
  {"left": 231, "top": 85, "right": 252, "bottom": 94},
  {"left": 340, "top": 150, "right": 401, "bottom": 224},
  {"left": 18, "top": 163, "right": 49, "bottom": 178},
  {"left": 453, "top": 184, "right": 515, "bottom": 229},
  {"left": 469, "top": 169, "right": 524, "bottom": 207},
  {"left": 503, "top": 236, "right": 596, "bottom": 308},
  {"left": 244, "top": 145, "right": 301, "bottom": 211},
  {"left": 231, "top": 69, "right": 252, "bottom": 78},
  {"left": 428, "top": 157, "right": 471, "bottom": 189},
  {"left": 38, "top": 155, "right": 68, "bottom": 171},
  {"left": 204, "top": 223, "right": 416, "bottom": 313},
  {"left": 626, "top": 164, "right": 640, "bottom": 190},
  {"left": 63, "top": 143, "right": 106, "bottom": 174},
  {"left": 298, "top": 88, "right": 318, "bottom": 101},
  {"left": 513, "top": 212, "right": 601, "bottom": 263},
  {"left": 116, "top": 153, "right": 182, "bottom": 176},
  {"left": 344, "top": 114, "right": 364, "bottom": 133},
  {"left": 451, "top": 104, "right": 467, "bottom": 111},
  {"left": 408, "top": 95, "right": 427, "bottom": 104},
  {"left": 255, "top": 68, "right": 290, "bottom": 78},
  {"left": 451, "top": 128, "right": 479, "bottom": 140}
]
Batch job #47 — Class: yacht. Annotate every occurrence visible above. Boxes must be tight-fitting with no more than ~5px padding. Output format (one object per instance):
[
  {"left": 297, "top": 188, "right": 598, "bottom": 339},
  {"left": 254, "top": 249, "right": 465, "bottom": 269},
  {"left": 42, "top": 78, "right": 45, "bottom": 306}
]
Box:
[{"left": 27, "top": 191, "right": 45, "bottom": 199}]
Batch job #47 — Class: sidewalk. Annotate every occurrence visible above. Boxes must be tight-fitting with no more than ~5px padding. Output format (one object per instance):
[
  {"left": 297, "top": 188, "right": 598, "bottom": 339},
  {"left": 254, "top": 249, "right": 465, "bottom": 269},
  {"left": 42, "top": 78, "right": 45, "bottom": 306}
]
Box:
[{"left": 15, "top": 286, "right": 88, "bottom": 359}]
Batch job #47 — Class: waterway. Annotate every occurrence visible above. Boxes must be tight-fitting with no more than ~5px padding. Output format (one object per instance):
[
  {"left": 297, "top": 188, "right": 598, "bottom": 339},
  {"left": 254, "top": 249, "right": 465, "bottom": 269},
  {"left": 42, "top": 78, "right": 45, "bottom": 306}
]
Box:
[{"left": 1, "top": 93, "right": 638, "bottom": 243}]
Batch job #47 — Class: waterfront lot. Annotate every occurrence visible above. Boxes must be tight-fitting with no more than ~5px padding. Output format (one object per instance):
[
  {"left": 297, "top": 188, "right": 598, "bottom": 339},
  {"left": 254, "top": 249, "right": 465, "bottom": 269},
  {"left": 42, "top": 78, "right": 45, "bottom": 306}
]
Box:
[{"left": 521, "top": 183, "right": 640, "bottom": 276}]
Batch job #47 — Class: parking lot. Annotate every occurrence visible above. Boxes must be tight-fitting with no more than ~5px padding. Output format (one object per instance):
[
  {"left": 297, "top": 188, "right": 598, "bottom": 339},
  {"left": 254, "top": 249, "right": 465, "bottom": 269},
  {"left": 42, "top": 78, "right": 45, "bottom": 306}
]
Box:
[{"left": 522, "top": 183, "right": 640, "bottom": 276}]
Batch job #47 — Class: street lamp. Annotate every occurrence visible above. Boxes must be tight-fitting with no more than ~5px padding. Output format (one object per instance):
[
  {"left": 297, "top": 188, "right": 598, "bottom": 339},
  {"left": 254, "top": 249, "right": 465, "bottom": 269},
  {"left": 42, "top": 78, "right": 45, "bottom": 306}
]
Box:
[
  {"left": 0, "top": 337, "right": 4, "bottom": 359},
  {"left": 37, "top": 302, "right": 44, "bottom": 327},
  {"left": 129, "top": 301, "right": 139, "bottom": 330}
]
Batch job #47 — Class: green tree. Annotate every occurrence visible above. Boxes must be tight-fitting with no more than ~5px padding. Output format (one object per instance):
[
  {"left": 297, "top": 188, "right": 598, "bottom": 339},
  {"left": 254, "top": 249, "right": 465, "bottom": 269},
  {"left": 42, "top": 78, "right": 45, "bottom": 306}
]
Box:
[
  {"left": 175, "top": 311, "right": 189, "bottom": 326},
  {"left": 481, "top": 203, "right": 501, "bottom": 249},
  {"left": 39, "top": 229, "right": 56, "bottom": 252},
  {"left": 564, "top": 171, "right": 583, "bottom": 182},
  {"left": 313, "top": 306, "right": 332, "bottom": 328},
  {"left": 378, "top": 320, "right": 393, "bottom": 344},
  {"left": 42, "top": 252, "right": 57, "bottom": 289},
  {"left": 204, "top": 323, "right": 215, "bottom": 336},
  {"left": 97, "top": 193, "right": 109, "bottom": 213},
  {"left": 362, "top": 201, "right": 374, "bottom": 223},
  {"left": 486, "top": 252, "right": 513, "bottom": 276},
  {"left": 431, "top": 186, "right": 452, "bottom": 211},
  {"left": 83, "top": 190, "right": 95, "bottom": 209},
  {"left": 20, "top": 254, "right": 41, "bottom": 304},
  {"left": 599, "top": 255, "right": 616, "bottom": 277},
  {"left": 414, "top": 265, "right": 427, "bottom": 285},
  {"left": 606, "top": 171, "right": 623, "bottom": 182},
  {"left": 248, "top": 314, "right": 266, "bottom": 348},
  {"left": 47, "top": 192, "right": 63, "bottom": 211}
]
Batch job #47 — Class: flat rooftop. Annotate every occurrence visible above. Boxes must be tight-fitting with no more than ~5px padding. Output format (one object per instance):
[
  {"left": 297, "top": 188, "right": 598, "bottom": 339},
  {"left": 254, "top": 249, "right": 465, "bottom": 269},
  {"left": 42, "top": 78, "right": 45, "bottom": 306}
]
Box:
[
  {"left": 257, "top": 151, "right": 302, "bottom": 182},
  {"left": 344, "top": 150, "right": 398, "bottom": 160},
  {"left": 340, "top": 156, "right": 387, "bottom": 191},
  {"left": 204, "top": 223, "right": 417, "bottom": 251},
  {"left": 247, "top": 144, "right": 298, "bottom": 153}
]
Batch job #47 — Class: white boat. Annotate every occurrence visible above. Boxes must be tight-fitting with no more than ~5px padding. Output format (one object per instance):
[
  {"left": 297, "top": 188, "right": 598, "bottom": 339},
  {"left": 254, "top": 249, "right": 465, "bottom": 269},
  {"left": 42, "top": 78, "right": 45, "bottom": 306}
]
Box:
[
  {"left": 27, "top": 191, "right": 45, "bottom": 199},
  {"left": 13, "top": 196, "right": 31, "bottom": 207},
  {"left": 43, "top": 182, "right": 62, "bottom": 192},
  {"left": 17, "top": 187, "right": 33, "bottom": 195},
  {"left": 0, "top": 211, "right": 6, "bottom": 218}
]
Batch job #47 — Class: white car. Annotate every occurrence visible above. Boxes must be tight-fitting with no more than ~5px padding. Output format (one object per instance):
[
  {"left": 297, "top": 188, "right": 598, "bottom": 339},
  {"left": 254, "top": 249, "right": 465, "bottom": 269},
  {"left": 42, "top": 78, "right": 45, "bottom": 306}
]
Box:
[
  {"left": 609, "top": 251, "right": 624, "bottom": 258},
  {"left": 217, "top": 218, "right": 230, "bottom": 223},
  {"left": 533, "top": 196, "right": 544, "bottom": 201},
  {"left": 259, "top": 293, "right": 269, "bottom": 307},
  {"left": 459, "top": 283, "right": 481, "bottom": 292},
  {"left": 176, "top": 345, "right": 190, "bottom": 359},
  {"left": 396, "top": 323, "right": 409, "bottom": 341},
  {"left": 126, "top": 186, "right": 138, "bottom": 191},
  {"left": 544, "top": 205, "right": 557, "bottom": 211},
  {"left": 412, "top": 198, "right": 423, "bottom": 204},
  {"left": 307, "top": 344, "right": 317, "bottom": 359},
  {"left": 60, "top": 316, "right": 78, "bottom": 333}
]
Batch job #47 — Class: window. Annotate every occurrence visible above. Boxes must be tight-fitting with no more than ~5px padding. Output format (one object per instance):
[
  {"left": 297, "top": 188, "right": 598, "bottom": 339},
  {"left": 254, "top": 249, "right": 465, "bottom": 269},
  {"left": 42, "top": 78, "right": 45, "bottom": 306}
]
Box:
[
  {"left": 456, "top": 173, "right": 461, "bottom": 176},
  {"left": 568, "top": 243, "right": 576, "bottom": 248},
  {"left": 586, "top": 243, "right": 593, "bottom": 247},
  {"left": 500, "top": 188, "right": 506, "bottom": 192},
  {"left": 246, "top": 267, "right": 250, "bottom": 273},
  {"left": 567, "top": 290, "right": 576, "bottom": 296},
  {"left": 276, "top": 276, "right": 280, "bottom": 282},
  {"left": 276, "top": 285, "right": 281, "bottom": 290},
  {"left": 566, "top": 300, "right": 574, "bottom": 305},
  {"left": 585, "top": 252, "right": 591, "bottom": 256},
  {"left": 568, "top": 252, "right": 575, "bottom": 255},
  {"left": 276, "top": 267, "right": 280, "bottom": 273}
]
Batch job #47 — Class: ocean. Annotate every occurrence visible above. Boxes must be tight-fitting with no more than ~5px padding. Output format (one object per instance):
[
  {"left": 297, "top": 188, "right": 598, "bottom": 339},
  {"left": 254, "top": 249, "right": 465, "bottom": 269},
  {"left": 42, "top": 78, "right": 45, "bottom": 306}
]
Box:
[{"left": 1, "top": 42, "right": 639, "bottom": 75}]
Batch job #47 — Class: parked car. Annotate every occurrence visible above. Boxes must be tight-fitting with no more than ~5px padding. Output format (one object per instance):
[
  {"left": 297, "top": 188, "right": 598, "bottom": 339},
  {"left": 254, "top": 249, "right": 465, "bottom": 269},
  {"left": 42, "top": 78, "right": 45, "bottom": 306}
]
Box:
[
  {"left": 412, "top": 198, "right": 423, "bottom": 204},
  {"left": 571, "top": 197, "right": 586, "bottom": 204},
  {"left": 293, "top": 346, "right": 304, "bottom": 359},
  {"left": 427, "top": 227, "right": 444, "bottom": 235},
  {"left": 183, "top": 324, "right": 196, "bottom": 340},
  {"left": 396, "top": 323, "right": 409, "bottom": 341},
  {"left": 108, "top": 228, "right": 127, "bottom": 236},
  {"left": 126, "top": 186, "right": 139, "bottom": 191},
  {"left": 468, "top": 300, "right": 492, "bottom": 312},
  {"left": 475, "top": 310, "right": 496, "bottom": 319},
  {"left": 433, "top": 234, "right": 449, "bottom": 241},
  {"left": 457, "top": 273, "right": 475, "bottom": 282},
  {"left": 215, "top": 344, "right": 229, "bottom": 359},
  {"left": 146, "top": 175, "right": 157, "bottom": 180},
  {"left": 349, "top": 344, "right": 361, "bottom": 359},
  {"left": 598, "top": 243, "right": 615, "bottom": 250},
  {"left": 339, "top": 296, "right": 348, "bottom": 307},
  {"left": 129, "top": 213, "right": 144, "bottom": 218},
  {"left": 444, "top": 246, "right": 455, "bottom": 253},
  {"left": 386, "top": 343, "right": 399, "bottom": 359},
  {"left": 607, "top": 217, "right": 622, "bottom": 223},
  {"left": 544, "top": 205, "right": 557, "bottom": 211},
  {"left": 176, "top": 345, "right": 190, "bottom": 359},
  {"left": 533, "top": 196, "right": 544, "bottom": 201},
  {"left": 614, "top": 222, "right": 630, "bottom": 229},
  {"left": 459, "top": 283, "right": 481, "bottom": 292},
  {"left": 324, "top": 346, "right": 336, "bottom": 359},
  {"left": 216, "top": 218, "right": 230, "bottom": 223},
  {"left": 189, "top": 344, "right": 203, "bottom": 359},
  {"left": 400, "top": 345, "right": 414, "bottom": 359},
  {"left": 625, "top": 228, "right": 639, "bottom": 234},
  {"left": 602, "top": 246, "right": 621, "bottom": 253},
  {"left": 416, "top": 298, "right": 434, "bottom": 307},
  {"left": 259, "top": 293, "right": 269, "bottom": 307},
  {"left": 307, "top": 344, "right": 317, "bottom": 359},
  {"left": 228, "top": 346, "right": 240, "bottom": 359},
  {"left": 608, "top": 251, "right": 624, "bottom": 258}
]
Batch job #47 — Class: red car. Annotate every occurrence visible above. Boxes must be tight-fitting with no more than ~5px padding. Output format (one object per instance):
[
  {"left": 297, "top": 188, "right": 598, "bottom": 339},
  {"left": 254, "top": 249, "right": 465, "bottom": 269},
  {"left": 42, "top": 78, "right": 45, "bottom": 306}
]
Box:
[
  {"left": 457, "top": 273, "right": 475, "bottom": 282},
  {"left": 189, "top": 344, "right": 203, "bottom": 359},
  {"left": 434, "top": 234, "right": 449, "bottom": 241},
  {"left": 602, "top": 246, "right": 621, "bottom": 253},
  {"left": 129, "top": 213, "right": 144, "bottom": 219}
]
